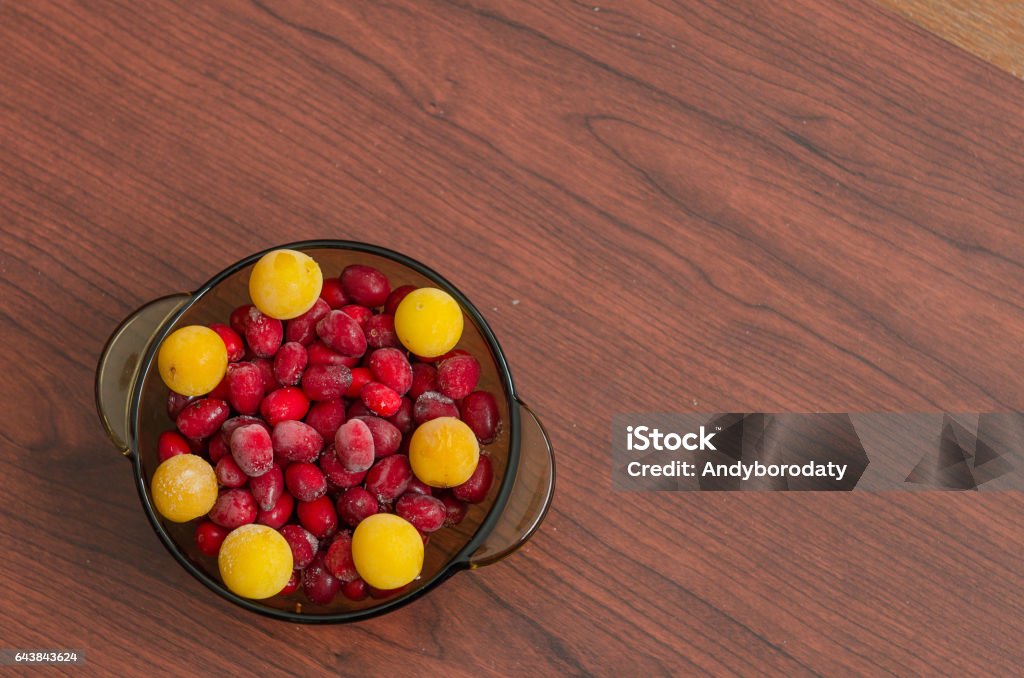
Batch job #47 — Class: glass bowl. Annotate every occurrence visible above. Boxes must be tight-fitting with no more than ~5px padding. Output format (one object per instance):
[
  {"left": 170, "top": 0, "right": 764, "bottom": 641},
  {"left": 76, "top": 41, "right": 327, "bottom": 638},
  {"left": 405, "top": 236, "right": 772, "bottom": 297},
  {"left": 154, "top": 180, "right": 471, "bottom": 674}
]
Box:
[{"left": 95, "top": 240, "right": 554, "bottom": 622}]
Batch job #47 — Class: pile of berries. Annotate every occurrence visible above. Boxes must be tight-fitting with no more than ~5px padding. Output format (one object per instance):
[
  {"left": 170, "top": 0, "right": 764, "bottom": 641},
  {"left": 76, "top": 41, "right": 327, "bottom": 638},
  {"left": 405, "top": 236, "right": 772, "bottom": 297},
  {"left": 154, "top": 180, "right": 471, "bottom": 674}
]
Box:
[{"left": 150, "top": 249, "right": 500, "bottom": 604}]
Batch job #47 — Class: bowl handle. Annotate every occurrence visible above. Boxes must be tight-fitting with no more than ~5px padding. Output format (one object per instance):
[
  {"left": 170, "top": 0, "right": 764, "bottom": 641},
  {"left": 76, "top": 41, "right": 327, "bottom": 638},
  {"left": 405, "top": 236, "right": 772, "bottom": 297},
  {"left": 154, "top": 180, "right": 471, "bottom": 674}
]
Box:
[
  {"left": 469, "top": 399, "right": 555, "bottom": 567},
  {"left": 95, "top": 294, "right": 190, "bottom": 457}
]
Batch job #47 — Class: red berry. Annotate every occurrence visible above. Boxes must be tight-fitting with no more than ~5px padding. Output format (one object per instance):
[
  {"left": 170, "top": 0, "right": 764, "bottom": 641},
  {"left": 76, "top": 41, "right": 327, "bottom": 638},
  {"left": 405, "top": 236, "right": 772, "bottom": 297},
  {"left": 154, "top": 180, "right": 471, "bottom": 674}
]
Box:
[
  {"left": 285, "top": 298, "right": 330, "bottom": 346},
  {"left": 334, "top": 419, "right": 375, "bottom": 473},
  {"left": 176, "top": 399, "right": 230, "bottom": 439},
  {"left": 436, "top": 354, "right": 481, "bottom": 400},
  {"left": 365, "top": 455, "right": 412, "bottom": 502},
  {"left": 405, "top": 477, "right": 433, "bottom": 496},
  {"left": 209, "top": 323, "right": 244, "bottom": 362},
  {"left": 340, "top": 265, "right": 390, "bottom": 308},
  {"left": 208, "top": 434, "right": 229, "bottom": 464},
  {"left": 336, "top": 487, "right": 378, "bottom": 527},
  {"left": 307, "top": 341, "right": 359, "bottom": 368},
  {"left": 229, "top": 304, "right": 253, "bottom": 336},
  {"left": 302, "top": 553, "right": 339, "bottom": 605},
  {"left": 260, "top": 387, "right": 310, "bottom": 425},
  {"left": 319, "top": 278, "right": 348, "bottom": 309},
  {"left": 346, "top": 366, "right": 373, "bottom": 399},
  {"left": 251, "top": 357, "right": 281, "bottom": 394},
  {"left": 316, "top": 310, "right": 367, "bottom": 357},
  {"left": 194, "top": 521, "right": 228, "bottom": 557},
  {"left": 452, "top": 454, "right": 494, "bottom": 503},
  {"left": 209, "top": 488, "right": 257, "bottom": 528},
  {"left": 281, "top": 524, "right": 319, "bottom": 569},
  {"left": 362, "top": 382, "right": 401, "bottom": 417},
  {"left": 286, "top": 462, "right": 328, "bottom": 502},
  {"left": 460, "top": 391, "right": 501, "bottom": 443},
  {"left": 186, "top": 436, "right": 207, "bottom": 455},
  {"left": 324, "top": 531, "right": 358, "bottom": 583},
  {"left": 365, "top": 314, "right": 400, "bottom": 349},
  {"left": 157, "top": 430, "right": 191, "bottom": 462},
  {"left": 304, "top": 399, "right": 347, "bottom": 441},
  {"left": 320, "top": 447, "right": 368, "bottom": 488},
  {"left": 409, "top": 363, "right": 438, "bottom": 401},
  {"left": 395, "top": 493, "right": 446, "bottom": 533},
  {"left": 244, "top": 307, "right": 284, "bottom": 358},
  {"left": 220, "top": 415, "right": 270, "bottom": 446},
  {"left": 296, "top": 495, "right": 337, "bottom": 539},
  {"left": 226, "top": 362, "right": 264, "bottom": 415},
  {"left": 230, "top": 423, "right": 274, "bottom": 477},
  {"left": 166, "top": 392, "right": 196, "bottom": 419},
  {"left": 207, "top": 373, "right": 232, "bottom": 401},
  {"left": 384, "top": 285, "right": 415, "bottom": 315},
  {"left": 340, "top": 304, "right": 373, "bottom": 330},
  {"left": 352, "top": 416, "right": 402, "bottom": 457},
  {"left": 250, "top": 463, "right": 284, "bottom": 511},
  {"left": 341, "top": 577, "right": 368, "bottom": 601},
  {"left": 439, "top": 492, "right": 468, "bottom": 527},
  {"left": 273, "top": 342, "right": 308, "bottom": 387},
  {"left": 271, "top": 419, "right": 324, "bottom": 463},
  {"left": 257, "top": 491, "right": 294, "bottom": 529},
  {"left": 413, "top": 391, "right": 459, "bottom": 425},
  {"left": 387, "top": 397, "right": 414, "bottom": 435},
  {"left": 280, "top": 571, "right": 300, "bottom": 596},
  {"left": 215, "top": 455, "right": 248, "bottom": 488},
  {"left": 368, "top": 348, "right": 412, "bottom": 395},
  {"left": 346, "top": 399, "right": 373, "bottom": 419},
  {"left": 301, "top": 364, "right": 352, "bottom": 401}
]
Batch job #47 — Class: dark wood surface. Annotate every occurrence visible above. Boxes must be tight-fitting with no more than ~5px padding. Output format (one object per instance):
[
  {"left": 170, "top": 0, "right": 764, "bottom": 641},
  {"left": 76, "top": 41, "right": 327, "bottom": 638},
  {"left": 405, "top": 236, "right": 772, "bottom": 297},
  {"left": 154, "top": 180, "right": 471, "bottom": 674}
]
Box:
[{"left": 3, "top": 0, "right": 1024, "bottom": 674}]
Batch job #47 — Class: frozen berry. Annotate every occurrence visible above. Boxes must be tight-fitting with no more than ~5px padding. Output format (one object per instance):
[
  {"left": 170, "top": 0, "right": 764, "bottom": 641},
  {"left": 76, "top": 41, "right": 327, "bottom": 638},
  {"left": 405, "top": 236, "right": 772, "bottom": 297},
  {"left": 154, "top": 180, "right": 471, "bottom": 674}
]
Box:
[
  {"left": 281, "top": 524, "right": 319, "bottom": 569},
  {"left": 209, "top": 323, "right": 245, "bottom": 362},
  {"left": 336, "top": 487, "right": 379, "bottom": 527},
  {"left": 208, "top": 434, "right": 229, "bottom": 464},
  {"left": 271, "top": 420, "right": 324, "bottom": 463},
  {"left": 320, "top": 277, "right": 348, "bottom": 308},
  {"left": 166, "top": 392, "right": 196, "bottom": 419},
  {"left": 307, "top": 341, "right": 359, "bottom": 368},
  {"left": 158, "top": 430, "right": 191, "bottom": 462},
  {"left": 260, "top": 387, "right": 310, "bottom": 425},
  {"left": 365, "top": 314, "right": 400, "bottom": 349},
  {"left": 209, "top": 488, "right": 257, "bottom": 529},
  {"left": 302, "top": 553, "right": 339, "bottom": 605},
  {"left": 220, "top": 415, "right": 270, "bottom": 446},
  {"left": 244, "top": 307, "right": 284, "bottom": 358},
  {"left": 230, "top": 423, "right": 274, "bottom": 477},
  {"left": 215, "top": 455, "right": 248, "bottom": 488},
  {"left": 316, "top": 310, "right": 366, "bottom": 357},
  {"left": 226, "top": 362, "right": 264, "bottom": 415},
  {"left": 229, "top": 304, "right": 253, "bottom": 336},
  {"left": 324, "top": 531, "right": 359, "bottom": 583},
  {"left": 301, "top": 364, "right": 352, "bottom": 401},
  {"left": 452, "top": 453, "right": 493, "bottom": 503},
  {"left": 387, "top": 397, "right": 414, "bottom": 435},
  {"left": 207, "top": 373, "right": 232, "bottom": 401},
  {"left": 334, "top": 419, "right": 375, "bottom": 473},
  {"left": 320, "top": 447, "right": 368, "bottom": 489},
  {"left": 256, "top": 491, "right": 294, "bottom": 529},
  {"left": 362, "top": 382, "right": 401, "bottom": 417},
  {"left": 368, "top": 348, "right": 412, "bottom": 395},
  {"left": 384, "top": 285, "right": 415, "bottom": 316},
  {"left": 176, "top": 398, "right": 230, "bottom": 439},
  {"left": 273, "top": 342, "right": 308, "bottom": 386},
  {"left": 285, "top": 297, "right": 330, "bottom": 346},
  {"left": 340, "top": 304, "right": 373, "bottom": 330},
  {"left": 347, "top": 400, "right": 373, "bottom": 419},
  {"left": 365, "top": 455, "right": 412, "bottom": 502},
  {"left": 439, "top": 492, "right": 468, "bottom": 527},
  {"left": 353, "top": 416, "right": 402, "bottom": 457},
  {"left": 340, "top": 264, "right": 390, "bottom": 308},
  {"left": 436, "top": 354, "right": 480, "bottom": 400},
  {"left": 194, "top": 520, "right": 228, "bottom": 557},
  {"left": 460, "top": 391, "right": 500, "bottom": 443},
  {"left": 409, "top": 363, "right": 438, "bottom": 401},
  {"left": 346, "top": 366, "right": 373, "bottom": 399},
  {"left": 395, "top": 493, "right": 446, "bottom": 533},
  {"left": 413, "top": 391, "right": 459, "bottom": 425},
  {"left": 304, "top": 399, "right": 347, "bottom": 441},
  {"left": 286, "top": 462, "right": 328, "bottom": 502},
  {"left": 251, "top": 357, "right": 281, "bottom": 394},
  {"left": 405, "top": 477, "right": 433, "bottom": 496},
  {"left": 250, "top": 463, "right": 284, "bottom": 511},
  {"left": 296, "top": 495, "right": 338, "bottom": 540},
  {"left": 341, "top": 577, "right": 368, "bottom": 601}
]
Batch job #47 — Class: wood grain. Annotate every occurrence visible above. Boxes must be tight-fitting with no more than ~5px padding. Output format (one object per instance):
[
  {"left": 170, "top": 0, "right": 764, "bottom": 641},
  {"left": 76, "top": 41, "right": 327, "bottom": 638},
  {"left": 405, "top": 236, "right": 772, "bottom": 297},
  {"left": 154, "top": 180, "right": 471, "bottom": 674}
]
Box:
[
  {"left": 3, "top": 0, "right": 1024, "bottom": 674},
  {"left": 874, "top": 0, "right": 1024, "bottom": 77}
]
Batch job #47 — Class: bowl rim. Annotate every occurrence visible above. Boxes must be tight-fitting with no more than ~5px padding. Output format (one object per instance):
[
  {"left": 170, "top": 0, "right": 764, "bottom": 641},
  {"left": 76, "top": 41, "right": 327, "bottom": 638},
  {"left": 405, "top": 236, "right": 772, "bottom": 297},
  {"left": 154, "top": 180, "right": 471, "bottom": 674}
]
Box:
[{"left": 128, "top": 239, "right": 521, "bottom": 623}]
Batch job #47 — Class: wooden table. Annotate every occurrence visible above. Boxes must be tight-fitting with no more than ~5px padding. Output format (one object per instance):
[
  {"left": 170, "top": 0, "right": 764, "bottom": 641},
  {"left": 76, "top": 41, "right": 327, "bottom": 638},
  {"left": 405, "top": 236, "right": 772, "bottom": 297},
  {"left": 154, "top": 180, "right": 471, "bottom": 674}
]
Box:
[{"left": 3, "top": 1, "right": 1024, "bottom": 674}]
